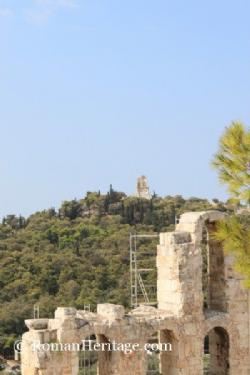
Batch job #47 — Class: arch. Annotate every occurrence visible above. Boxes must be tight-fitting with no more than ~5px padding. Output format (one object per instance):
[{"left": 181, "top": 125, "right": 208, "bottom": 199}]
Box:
[
  {"left": 159, "top": 329, "right": 179, "bottom": 375},
  {"left": 145, "top": 329, "right": 178, "bottom": 375},
  {"left": 146, "top": 331, "right": 160, "bottom": 375},
  {"left": 203, "top": 326, "right": 230, "bottom": 375},
  {"left": 79, "top": 333, "right": 114, "bottom": 375},
  {"left": 177, "top": 211, "right": 226, "bottom": 242},
  {"left": 96, "top": 334, "right": 113, "bottom": 375},
  {"left": 79, "top": 334, "right": 98, "bottom": 375},
  {"left": 177, "top": 211, "right": 227, "bottom": 312},
  {"left": 202, "top": 220, "right": 227, "bottom": 312}
]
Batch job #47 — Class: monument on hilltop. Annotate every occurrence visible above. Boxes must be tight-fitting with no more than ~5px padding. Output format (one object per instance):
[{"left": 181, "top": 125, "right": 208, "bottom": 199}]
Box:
[{"left": 136, "top": 175, "right": 151, "bottom": 199}]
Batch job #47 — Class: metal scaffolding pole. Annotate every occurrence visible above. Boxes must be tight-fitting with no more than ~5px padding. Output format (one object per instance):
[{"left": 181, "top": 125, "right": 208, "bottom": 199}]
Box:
[{"left": 130, "top": 233, "right": 159, "bottom": 308}]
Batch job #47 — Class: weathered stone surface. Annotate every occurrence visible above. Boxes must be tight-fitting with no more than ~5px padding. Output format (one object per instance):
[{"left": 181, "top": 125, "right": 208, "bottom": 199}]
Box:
[
  {"left": 25, "top": 319, "right": 49, "bottom": 330},
  {"left": 97, "top": 303, "right": 125, "bottom": 320},
  {"left": 21, "top": 211, "right": 250, "bottom": 375},
  {"left": 55, "top": 307, "right": 77, "bottom": 319},
  {"left": 136, "top": 175, "right": 151, "bottom": 200}
]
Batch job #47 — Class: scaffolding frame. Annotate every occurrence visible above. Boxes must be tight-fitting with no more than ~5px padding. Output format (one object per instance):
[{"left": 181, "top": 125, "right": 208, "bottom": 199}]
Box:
[
  {"left": 83, "top": 304, "right": 91, "bottom": 312},
  {"left": 130, "top": 233, "right": 159, "bottom": 308},
  {"left": 33, "top": 304, "right": 40, "bottom": 319},
  {"left": 79, "top": 336, "right": 97, "bottom": 375}
]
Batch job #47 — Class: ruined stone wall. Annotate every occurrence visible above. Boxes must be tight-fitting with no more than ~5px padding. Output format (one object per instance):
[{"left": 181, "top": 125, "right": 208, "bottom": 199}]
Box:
[
  {"left": 157, "top": 211, "right": 250, "bottom": 375},
  {"left": 21, "top": 211, "right": 250, "bottom": 375}
]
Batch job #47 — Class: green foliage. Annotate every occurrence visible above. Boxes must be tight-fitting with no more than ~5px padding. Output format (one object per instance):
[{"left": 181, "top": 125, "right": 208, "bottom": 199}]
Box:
[
  {"left": 0, "top": 189, "right": 222, "bottom": 355},
  {"left": 212, "top": 122, "right": 250, "bottom": 287},
  {"left": 213, "top": 214, "right": 250, "bottom": 287},
  {"left": 212, "top": 122, "right": 250, "bottom": 204}
]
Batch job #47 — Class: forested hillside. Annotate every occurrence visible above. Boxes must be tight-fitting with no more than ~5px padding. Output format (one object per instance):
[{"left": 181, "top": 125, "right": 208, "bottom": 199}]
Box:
[{"left": 0, "top": 187, "right": 227, "bottom": 356}]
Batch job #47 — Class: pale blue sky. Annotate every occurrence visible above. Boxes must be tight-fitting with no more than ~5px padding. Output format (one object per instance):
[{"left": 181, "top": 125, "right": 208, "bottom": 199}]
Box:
[{"left": 0, "top": 0, "right": 250, "bottom": 217}]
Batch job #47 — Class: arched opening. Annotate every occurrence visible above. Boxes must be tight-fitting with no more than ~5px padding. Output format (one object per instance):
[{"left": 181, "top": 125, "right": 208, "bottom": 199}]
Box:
[
  {"left": 146, "top": 330, "right": 176, "bottom": 375},
  {"left": 203, "top": 327, "right": 229, "bottom": 375},
  {"left": 146, "top": 332, "right": 160, "bottom": 375},
  {"left": 79, "top": 334, "right": 98, "bottom": 375},
  {"left": 96, "top": 334, "right": 113, "bottom": 375},
  {"left": 159, "top": 330, "right": 178, "bottom": 375},
  {"left": 201, "top": 221, "right": 227, "bottom": 312},
  {"left": 79, "top": 334, "right": 112, "bottom": 375}
]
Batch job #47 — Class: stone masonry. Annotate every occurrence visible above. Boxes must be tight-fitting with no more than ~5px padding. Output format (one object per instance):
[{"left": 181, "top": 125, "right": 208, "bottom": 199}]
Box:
[
  {"left": 136, "top": 176, "right": 151, "bottom": 200},
  {"left": 21, "top": 211, "right": 250, "bottom": 374}
]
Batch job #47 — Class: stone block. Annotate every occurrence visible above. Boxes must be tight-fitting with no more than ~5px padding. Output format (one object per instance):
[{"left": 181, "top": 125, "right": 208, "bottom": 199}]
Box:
[
  {"left": 55, "top": 307, "right": 77, "bottom": 319},
  {"left": 97, "top": 303, "right": 125, "bottom": 320},
  {"left": 25, "top": 319, "right": 49, "bottom": 330}
]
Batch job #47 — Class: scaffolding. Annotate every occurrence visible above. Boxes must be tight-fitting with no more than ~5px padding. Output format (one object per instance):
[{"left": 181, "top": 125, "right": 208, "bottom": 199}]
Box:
[
  {"left": 33, "top": 304, "right": 40, "bottom": 319},
  {"left": 130, "top": 233, "right": 159, "bottom": 308},
  {"left": 83, "top": 304, "right": 91, "bottom": 312},
  {"left": 79, "top": 336, "right": 97, "bottom": 375},
  {"left": 78, "top": 304, "right": 97, "bottom": 374}
]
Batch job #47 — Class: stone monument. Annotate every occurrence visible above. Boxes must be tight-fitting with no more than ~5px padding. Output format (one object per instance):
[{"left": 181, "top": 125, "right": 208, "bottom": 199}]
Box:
[{"left": 136, "top": 175, "right": 151, "bottom": 199}]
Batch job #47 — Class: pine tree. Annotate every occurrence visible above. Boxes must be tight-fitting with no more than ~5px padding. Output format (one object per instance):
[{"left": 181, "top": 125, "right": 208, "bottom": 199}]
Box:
[
  {"left": 212, "top": 122, "right": 250, "bottom": 287},
  {"left": 214, "top": 215, "right": 250, "bottom": 288},
  {"left": 212, "top": 122, "right": 250, "bottom": 204}
]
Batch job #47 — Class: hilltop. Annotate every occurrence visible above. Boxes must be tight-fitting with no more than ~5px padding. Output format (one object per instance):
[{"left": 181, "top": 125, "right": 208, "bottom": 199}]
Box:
[{"left": 0, "top": 187, "right": 228, "bottom": 356}]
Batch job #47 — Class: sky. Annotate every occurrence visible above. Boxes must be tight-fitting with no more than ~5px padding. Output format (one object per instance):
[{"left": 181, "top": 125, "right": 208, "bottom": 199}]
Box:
[{"left": 0, "top": 0, "right": 250, "bottom": 218}]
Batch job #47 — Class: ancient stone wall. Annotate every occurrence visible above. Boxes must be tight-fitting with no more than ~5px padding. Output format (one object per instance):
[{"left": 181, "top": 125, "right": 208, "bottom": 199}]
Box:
[{"left": 21, "top": 211, "right": 250, "bottom": 375}]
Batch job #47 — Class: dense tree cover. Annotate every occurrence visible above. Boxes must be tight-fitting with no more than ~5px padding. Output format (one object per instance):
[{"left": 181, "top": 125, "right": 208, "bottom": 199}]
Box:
[
  {"left": 212, "top": 122, "right": 250, "bottom": 287},
  {"left": 0, "top": 189, "right": 225, "bottom": 356}
]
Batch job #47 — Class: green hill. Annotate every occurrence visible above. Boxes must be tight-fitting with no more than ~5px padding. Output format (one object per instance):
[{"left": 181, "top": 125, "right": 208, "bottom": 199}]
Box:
[{"left": 0, "top": 187, "right": 227, "bottom": 356}]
